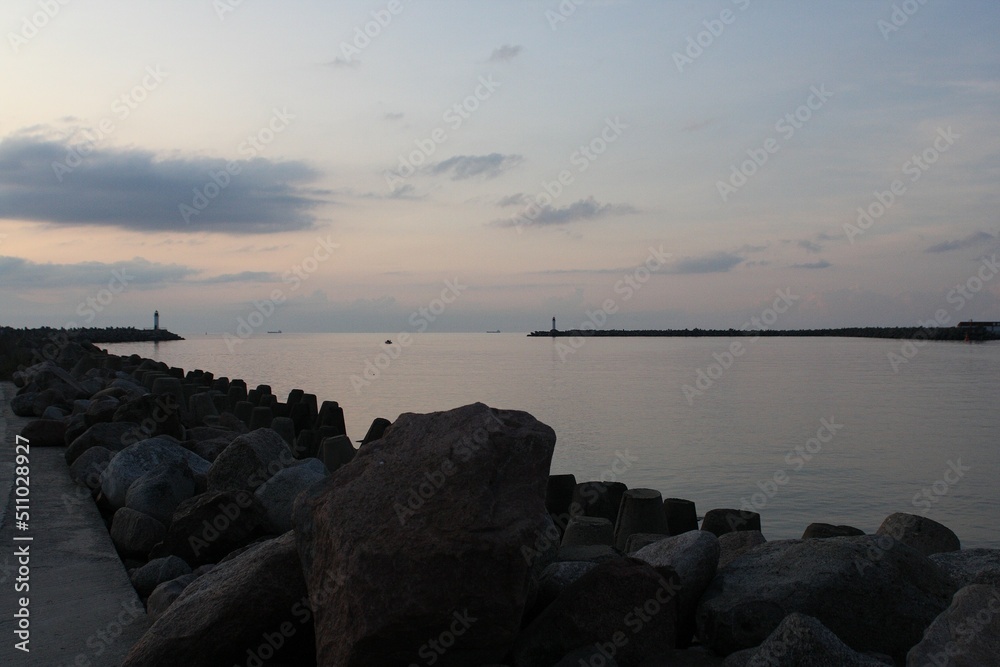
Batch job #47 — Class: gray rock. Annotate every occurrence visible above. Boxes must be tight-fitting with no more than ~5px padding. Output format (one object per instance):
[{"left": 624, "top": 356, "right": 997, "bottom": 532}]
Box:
[
  {"left": 635, "top": 530, "right": 721, "bottom": 648},
  {"left": 696, "top": 536, "right": 955, "bottom": 662},
  {"left": 929, "top": 548, "right": 1000, "bottom": 589},
  {"left": 876, "top": 512, "right": 960, "bottom": 556},
  {"left": 625, "top": 533, "right": 668, "bottom": 553},
  {"left": 100, "top": 437, "right": 210, "bottom": 509},
  {"left": 253, "top": 458, "right": 328, "bottom": 533},
  {"left": 146, "top": 573, "right": 198, "bottom": 623},
  {"left": 111, "top": 507, "right": 167, "bottom": 558},
  {"left": 69, "top": 445, "right": 114, "bottom": 489},
  {"left": 510, "top": 558, "right": 680, "bottom": 667},
  {"left": 130, "top": 555, "right": 192, "bottom": 598},
  {"left": 11, "top": 391, "right": 37, "bottom": 417},
  {"left": 701, "top": 508, "right": 761, "bottom": 537},
  {"left": 41, "top": 405, "right": 68, "bottom": 420},
  {"left": 532, "top": 561, "right": 599, "bottom": 615},
  {"left": 206, "top": 427, "right": 293, "bottom": 493},
  {"left": 84, "top": 396, "right": 120, "bottom": 426},
  {"left": 906, "top": 584, "right": 1000, "bottom": 666},
  {"left": 803, "top": 522, "right": 866, "bottom": 539},
  {"left": 65, "top": 421, "right": 142, "bottom": 464},
  {"left": 718, "top": 530, "right": 766, "bottom": 568},
  {"left": 125, "top": 461, "right": 197, "bottom": 526},
  {"left": 734, "top": 613, "right": 893, "bottom": 666},
  {"left": 122, "top": 532, "right": 312, "bottom": 666},
  {"left": 21, "top": 418, "right": 68, "bottom": 447},
  {"left": 162, "top": 490, "right": 266, "bottom": 566},
  {"left": 293, "top": 402, "right": 556, "bottom": 667}
]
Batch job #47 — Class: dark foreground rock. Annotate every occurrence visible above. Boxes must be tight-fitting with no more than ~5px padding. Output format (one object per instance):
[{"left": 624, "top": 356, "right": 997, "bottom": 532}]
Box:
[
  {"left": 293, "top": 402, "right": 556, "bottom": 667},
  {"left": 509, "top": 557, "right": 680, "bottom": 667},
  {"left": 726, "top": 613, "right": 893, "bottom": 666},
  {"left": 905, "top": 584, "right": 1000, "bottom": 666},
  {"left": 122, "top": 532, "right": 312, "bottom": 667},
  {"left": 929, "top": 548, "right": 1000, "bottom": 589},
  {"left": 696, "top": 536, "right": 955, "bottom": 662}
]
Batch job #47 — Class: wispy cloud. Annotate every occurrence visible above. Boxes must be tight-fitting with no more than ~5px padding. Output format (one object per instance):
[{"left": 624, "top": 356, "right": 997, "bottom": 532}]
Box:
[
  {"left": 0, "top": 132, "right": 324, "bottom": 234},
  {"left": 0, "top": 255, "right": 194, "bottom": 289},
  {"left": 325, "top": 56, "right": 360, "bottom": 69},
  {"left": 791, "top": 260, "right": 831, "bottom": 269},
  {"left": 489, "top": 44, "right": 523, "bottom": 62},
  {"left": 491, "top": 196, "right": 637, "bottom": 228},
  {"left": 925, "top": 230, "right": 996, "bottom": 253},
  {"left": 429, "top": 153, "right": 522, "bottom": 180},
  {"left": 670, "top": 252, "right": 743, "bottom": 274},
  {"left": 195, "top": 271, "right": 279, "bottom": 284},
  {"left": 383, "top": 112, "right": 404, "bottom": 121}
]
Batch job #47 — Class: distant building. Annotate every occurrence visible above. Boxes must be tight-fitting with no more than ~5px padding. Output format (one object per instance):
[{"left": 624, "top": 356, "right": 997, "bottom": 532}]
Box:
[
  {"left": 957, "top": 320, "right": 1000, "bottom": 333},
  {"left": 154, "top": 310, "right": 159, "bottom": 331}
]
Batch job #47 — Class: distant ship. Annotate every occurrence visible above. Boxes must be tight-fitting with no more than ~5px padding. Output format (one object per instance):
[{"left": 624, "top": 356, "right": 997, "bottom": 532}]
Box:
[
  {"left": 267, "top": 330, "right": 282, "bottom": 334},
  {"left": 487, "top": 330, "right": 501, "bottom": 333}
]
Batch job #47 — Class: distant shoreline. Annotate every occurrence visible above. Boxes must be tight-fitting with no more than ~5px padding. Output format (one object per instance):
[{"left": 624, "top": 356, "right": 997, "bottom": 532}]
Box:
[
  {"left": 528, "top": 326, "right": 1000, "bottom": 341},
  {"left": 1, "top": 326, "right": 184, "bottom": 345}
]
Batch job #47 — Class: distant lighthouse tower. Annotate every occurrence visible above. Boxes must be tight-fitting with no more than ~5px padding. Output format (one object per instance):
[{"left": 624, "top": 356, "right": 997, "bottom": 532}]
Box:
[
  {"left": 551, "top": 316, "right": 557, "bottom": 337},
  {"left": 154, "top": 310, "right": 159, "bottom": 331}
]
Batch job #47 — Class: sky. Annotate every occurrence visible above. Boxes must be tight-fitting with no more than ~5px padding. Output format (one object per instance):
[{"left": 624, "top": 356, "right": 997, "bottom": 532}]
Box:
[{"left": 2, "top": 0, "right": 999, "bottom": 334}]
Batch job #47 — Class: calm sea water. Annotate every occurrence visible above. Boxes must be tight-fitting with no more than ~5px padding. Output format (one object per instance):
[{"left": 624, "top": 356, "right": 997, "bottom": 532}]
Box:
[{"left": 103, "top": 333, "right": 1000, "bottom": 548}]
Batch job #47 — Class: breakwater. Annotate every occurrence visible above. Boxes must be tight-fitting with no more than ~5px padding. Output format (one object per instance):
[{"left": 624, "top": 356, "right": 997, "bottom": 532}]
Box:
[
  {"left": 1, "top": 329, "right": 997, "bottom": 665},
  {"left": 529, "top": 326, "right": 999, "bottom": 340}
]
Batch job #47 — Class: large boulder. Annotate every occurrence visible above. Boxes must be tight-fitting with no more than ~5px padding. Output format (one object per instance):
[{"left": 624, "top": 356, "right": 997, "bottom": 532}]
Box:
[
  {"left": 84, "top": 396, "right": 120, "bottom": 426},
  {"left": 207, "top": 427, "right": 294, "bottom": 493},
  {"left": 21, "top": 419, "right": 68, "bottom": 447},
  {"left": 110, "top": 507, "right": 167, "bottom": 558},
  {"left": 65, "top": 421, "right": 142, "bottom": 464},
  {"left": 100, "top": 438, "right": 210, "bottom": 509},
  {"left": 113, "top": 393, "right": 184, "bottom": 440},
  {"left": 69, "top": 445, "right": 114, "bottom": 489},
  {"left": 876, "top": 512, "right": 960, "bottom": 556},
  {"left": 293, "top": 402, "right": 556, "bottom": 667},
  {"left": 731, "top": 613, "right": 893, "bottom": 666},
  {"left": 696, "top": 536, "right": 955, "bottom": 662},
  {"left": 125, "top": 461, "right": 197, "bottom": 526},
  {"left": 122, "top": 532, "right": 312, "bottom": 667},
  {"left": 906, "top": 584, "right": 1000, "bottom": 666},
  {"left": 253, "top": 459, "right": 327, "bottom": 533},
  {"left": 162, "top": 490, "right": 266, "bottom": 566},
  {"left": 634, "top": 530, "right": 720, "bottom": 648},
  {"left": 929, "top": 548, "right": 1000, "bottom": 589},
  {"left": 510, "top": 557, "right": 681, "bottom": 667},
  {"left": 130, "top": 555, "right": 192, "bottom": 599},
  {"left": 717, "top": 530, "right": 766, "bottom": 569}
]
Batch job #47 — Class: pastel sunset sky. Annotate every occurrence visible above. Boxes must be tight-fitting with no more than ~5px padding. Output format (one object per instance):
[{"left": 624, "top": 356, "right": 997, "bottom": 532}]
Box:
[{"left": 2, "top": 0, "right": 999, "bottom": 333}]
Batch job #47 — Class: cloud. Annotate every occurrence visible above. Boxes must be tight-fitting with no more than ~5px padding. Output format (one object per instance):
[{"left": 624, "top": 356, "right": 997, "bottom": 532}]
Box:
[
  {"left": 429, "top": 153, "right": 522, "bottom": 180},
  {"left": 0, "top": 132, "right": 324, "bottom": 234},
  {"left": 797, "top": 240, "right": 823, "bottom": 253},
  {"left": 790, "top": 260, "right": 831, "bottom": 269},
  {"left": 496, "top": 193, "right": 529, "bottom": 207},
  {"left": 491, "top": 196, "right": 637, "bottom": 228},
  {"left": 0, "top": 255, "right": 195, "bottom": 289},
  {"left": 925, "top": 230, "right": 996, "bottom": 253},
  {"left": 669, "top": 252, "right": 743, "bottom": 274},
  {"left": 383, "top": 112, "right": 404, "bottom": 121},
  {"left": 489, "top": 44, "right": 523, "bottom": 62},
  {"left": 195, "top": 271, "right": 279, "bottom": 284}
]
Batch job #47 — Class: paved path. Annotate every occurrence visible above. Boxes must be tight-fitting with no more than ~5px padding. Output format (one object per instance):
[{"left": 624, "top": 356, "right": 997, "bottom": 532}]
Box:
[{"left": 0, "top": 382, "right": 148, "bottom": 666}]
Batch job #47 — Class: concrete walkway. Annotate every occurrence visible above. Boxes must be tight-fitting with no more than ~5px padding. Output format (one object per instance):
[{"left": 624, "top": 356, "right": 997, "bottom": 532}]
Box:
[{"left": 0, "top": 382, "right": 148, "bottom": 666}]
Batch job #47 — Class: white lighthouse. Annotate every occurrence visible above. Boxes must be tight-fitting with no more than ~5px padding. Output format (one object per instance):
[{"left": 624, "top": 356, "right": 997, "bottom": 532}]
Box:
[{"left": 154, "top": 310, "right": 159, "bottom": 331}]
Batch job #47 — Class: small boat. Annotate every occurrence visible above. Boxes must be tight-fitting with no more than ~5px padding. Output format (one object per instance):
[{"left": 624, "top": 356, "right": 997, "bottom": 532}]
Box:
[
  {"left": 385, "top": 339, "right": 392, "bottom": 344},
  {"left": 267, "top": 330, "right": 282, "bottom": 334},
  {"left": 487, "top": 330, "right": 501, "bottom": 333}
]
